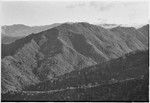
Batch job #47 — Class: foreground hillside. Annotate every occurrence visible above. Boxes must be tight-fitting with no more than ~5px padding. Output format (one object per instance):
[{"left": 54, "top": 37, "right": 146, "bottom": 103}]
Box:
[
  {"left": 25, "top": 50, "right": 149, "bottom": 91},
  {"left": 1, "top": 23, "right": 149, "bottom": 93},
  {"left": 2, "top": 75, "right": 148, "bottom": 101},
  {"left": 2, "top": 50, "right": 149, "bottom": 101}
]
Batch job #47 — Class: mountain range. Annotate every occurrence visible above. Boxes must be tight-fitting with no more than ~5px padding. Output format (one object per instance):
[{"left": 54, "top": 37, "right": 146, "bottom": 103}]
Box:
[{"left": 1, "top": 22, "right": 149, "bottom": 101}]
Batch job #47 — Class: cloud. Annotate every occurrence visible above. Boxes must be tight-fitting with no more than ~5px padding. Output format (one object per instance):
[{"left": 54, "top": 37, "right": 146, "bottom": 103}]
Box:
[
  {"left": 66, "top": 2, "right": 86, "bottom": 9},
  {"left": 66, "top": 4, "right": 76, "bottom": 8},
  {"left": 89, "top": 1, "right": 115, "bottom": 11},
  {"left": 66, "top": 1, "right": 114, "bottom": 11},
  {"left": 66, "top": 1, "right": 129, "bottom": 11},
  {"left": 97, "top": 18, "right": 108, "bottom": 23}
]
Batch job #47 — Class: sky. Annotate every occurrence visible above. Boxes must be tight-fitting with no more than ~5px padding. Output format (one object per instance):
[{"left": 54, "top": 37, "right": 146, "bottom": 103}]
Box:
[{"left": 1, "top": 0, "right": 149, "bottom": 26}]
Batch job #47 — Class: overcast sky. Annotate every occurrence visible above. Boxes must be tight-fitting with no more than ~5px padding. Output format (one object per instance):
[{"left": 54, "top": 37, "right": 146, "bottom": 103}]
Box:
[{"left": 1, "top": 0, "right": 149, "bottom": 26}]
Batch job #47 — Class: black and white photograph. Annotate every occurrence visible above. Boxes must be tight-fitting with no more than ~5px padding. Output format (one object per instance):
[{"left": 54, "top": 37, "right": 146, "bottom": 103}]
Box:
[{"left": 1, "top": 0, "right": 149, "bottom": 102}]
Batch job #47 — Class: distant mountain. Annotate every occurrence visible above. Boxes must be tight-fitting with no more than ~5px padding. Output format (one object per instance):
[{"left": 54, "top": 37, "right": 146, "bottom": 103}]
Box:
[
  {"left": 99, "top": 23, "right": 119, "bottom": 28},
  {"left": 98, "top": 23, "right": 146, "bottom": 29},
  {"left": 1, "top": 22, "right": 149, "bottom": 94},
  {"left": 2, "top": 36, "right": 22, "bottom": 44},
  {"left": 2, "top": 23, "right": 61, "bottom": 37},
  {"left": 1, "top": 23, "right": 61, "bottom": 44}
]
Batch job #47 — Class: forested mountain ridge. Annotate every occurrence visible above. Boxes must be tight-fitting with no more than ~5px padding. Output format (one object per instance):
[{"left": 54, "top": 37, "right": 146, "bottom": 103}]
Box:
[
  {"left": 2, "top": 50, "right": 149, "bottom": 101},
  {"left": 1, "top": 22, "right": 149, "bottom": 94}
]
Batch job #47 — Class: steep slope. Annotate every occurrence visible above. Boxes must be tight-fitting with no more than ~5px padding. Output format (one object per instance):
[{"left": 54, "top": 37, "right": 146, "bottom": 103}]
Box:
[
  {"left": 25, "top": 50, "right": 149, "bottom": 91},
  {"left": 1, "top": 27, "right": 96, "bottom": 93},
  {"left": 57, "top": 23, "right": 148, "bottom": 59},
  {"left": 110, "top": 26, "right": 148, "bottom": 48},
  {"left": 1, "top": 23, "right": 149, "bottom": 93},
  {"left": 138, "top": 24, "right": 149, "bottom": 37}
]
